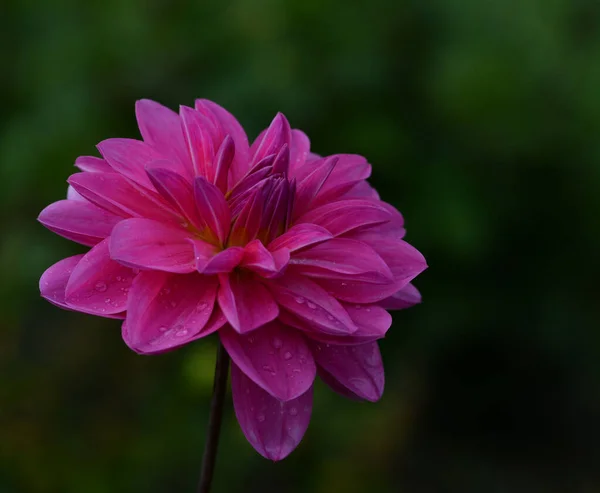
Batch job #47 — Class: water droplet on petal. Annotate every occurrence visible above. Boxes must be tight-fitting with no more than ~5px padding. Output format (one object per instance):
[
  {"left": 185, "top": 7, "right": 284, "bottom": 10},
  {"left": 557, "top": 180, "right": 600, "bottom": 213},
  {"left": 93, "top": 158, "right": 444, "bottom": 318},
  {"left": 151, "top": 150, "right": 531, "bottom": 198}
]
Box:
[
  {"left": 341, "top": 282, "right": 348, "bottom": 286},
  {"left": 116, "top": 276, "right": 122, "bottom": 282},
  {"left": 366, "top": 308, "right": 371, "bottom": 312},
  {"left": 104, "top": 298, "right": 111, "bottom": 304},
  {"left": 326, "top": 314, "right": 334, "bottom": 320},
  {"left": 306, "top": 301, "right": 316, "bottom": 309},
  {"left": 295, "top": 296, "right": 305, "bottom": 304},
  {"left": 283, "top": 351, "right": 292, "bottom": 360},
  {"left": 175, "top": 328, "right": 188, "bottom": 337},
  {"left": 94, "top": 281, "right": 107, "bottom": 292},
  {"left": 256, "top": 413, "right": 265, "bottom": 423},
  {"left": 272, "top": 337, "right": 283, "bottom": 349},
  {"left": 159, "top": 326, "right": 169, "bottom": 332},
  {"left": 289, "top": 407, "right": 298, "bottom": 416},
  {"left": 355, "top": 304, "right": 362, "bottom": 309}
]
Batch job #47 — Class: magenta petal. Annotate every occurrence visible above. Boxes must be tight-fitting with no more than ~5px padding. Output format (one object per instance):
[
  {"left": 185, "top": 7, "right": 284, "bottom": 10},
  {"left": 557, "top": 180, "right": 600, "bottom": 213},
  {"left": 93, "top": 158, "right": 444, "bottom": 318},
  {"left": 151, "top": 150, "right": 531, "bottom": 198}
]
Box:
[
  {"left": 311, "top": 341, "right": 384, "bottom": 402},
  {"left": 123, "top": 271, "right": 219, "bottom": 354},
  {"left": 199, "top": 247, "right": 244, "bottom": 275},
  {"left": 267, "top": 224, "right": 332, "bottom": 253},
  {"left": 296, "top": 199, "right": 392, "bottom": 236},
  {"left": 217, "top": 272, "right": 279, "bottom": 333},
  {"left": 221, "top": 322, "right": 316, "bottom": 400},
  {"left": 213, "top": 135, "right": 235, "bottom": 193},
  {"left": 289, "top": 238, "right": 394, "bottom": 283},
  {"left": 135, "top": 99, "right": 192, "bottom": 179},
  {"left": 250, "top": 113, "right": 292, "bottom": 166},
  {"left": 180, "top": 105, "right": 216, "bottom": 180},
  {"left": 231, "top": 362, "right": 313, "bottom": 460},
  {"left": 343, "top": 180, "right": 380, "bottom": 200},
  {"left": 65, "top": 238, "right": 135, "bottom": 315},
  {"left": 74, "top": 156, "right": 112, "bottom": 173},
  {"left": 315, "top": 278, "right": 402, "bottom": 304},
  {"left": 318, "top": 368, "right": 362, "bottom": 401},
  {"left": 109, "top": 218, "right": 195, "bottom": 273},
  {"left": 311, "top": 154, "right": 372, "bottom": 206},
  {"left": 38, "top": 200, "right": 121, "bottom": 246},
  {"left": 266, "top": 273, "right": 357, "bottom": 335},
  {"left": 289, "top": 129, "right": 310, "bottom": 173},
  {"left": 194, "top": 177, "right": 231, "bottom": 245},
  {"left": 379, "top": 283, "right": 422, "bottom": 310},
  {"left": 241, "top": 240, "right": 289, "bottom": 278},
  {"left": 293, "top": 156, "right": 338, "bottom": 218},
  {"left": 67, "top": 185, "right": 85, "bottom": 202},
  {"left": 97, "top": 138, "right": 164, "bottom": 190}
]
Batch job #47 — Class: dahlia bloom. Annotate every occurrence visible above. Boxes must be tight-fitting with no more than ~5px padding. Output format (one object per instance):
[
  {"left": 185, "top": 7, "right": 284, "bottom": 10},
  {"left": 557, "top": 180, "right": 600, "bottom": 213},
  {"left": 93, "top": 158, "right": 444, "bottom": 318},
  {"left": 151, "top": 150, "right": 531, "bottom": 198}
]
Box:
[{"left": 39, "top": 99, "right": 427, "bottom": 460}]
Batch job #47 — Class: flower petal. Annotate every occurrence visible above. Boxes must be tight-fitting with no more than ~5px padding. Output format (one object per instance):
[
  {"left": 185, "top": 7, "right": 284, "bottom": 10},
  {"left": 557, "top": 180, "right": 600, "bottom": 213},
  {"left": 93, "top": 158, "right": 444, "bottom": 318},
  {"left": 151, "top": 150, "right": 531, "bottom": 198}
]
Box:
[
  {"left": 198, "top": 246, "right": 244, "bottom": 275},
  {"left": 293, "top": 156, "right": 338, "bottom": 218},
  {"left": 240, "top": 240, "right": 289, "bottom": 278},
  {"left": 221, "top": 322, "right": 315, "bottom": 400},
  {"left": 231, "top": 362, "right": 313, "bottom": 460},
  {"left": 296, "top": 199, "right": 392, "bottom": 236},
  {"left": 38, "top": 200, "right": 121, "bottom": 246},
  {"left": 289, "top": 238, "right": 394, "bottom": 284},
  {"left": 250, "top": 113, "right": 291, "bottom": 166},
  {"left": 109, "top": 218, "right": 195, "bottom": 273},
  {"left": 266, "top": 273, "right": 357, "bottom": 335},
  {"left": 97, "top": 138, "right": 166, "bottom": 190},
  {"left": 194, "top": 177, "right": 231, "bottom": 245},
  {"left": 379, "top": 283, "right": 422, "bottom": 310},
  {"left": 289, "top": 129, "right": 310, "bottom": 173},
  {"left": 310, "top": 341, "right": 384, "bottom": 402},
  {"left": 74, "top": 156, "right": 112, "bottom": 173},
  {"left": 310, "top": 154, "right": 372, "bottom": 207},
  {"left": 315, "top": 278, "right": 402, "bottom": 304},
  {"left": 135, "top": 99, "right": 192, "bottom": 179},
  {"left": 217, "top": 272, "right": 279, "bottom": 333},
  {"left": 123, "top": 271, "right": 219, "bottom": 354},
  {"left": 65, "top": 238, "right": 135, "bottom": 315},
  {"left": 267, "top": 223, "right": 332, "bottom": 253}
]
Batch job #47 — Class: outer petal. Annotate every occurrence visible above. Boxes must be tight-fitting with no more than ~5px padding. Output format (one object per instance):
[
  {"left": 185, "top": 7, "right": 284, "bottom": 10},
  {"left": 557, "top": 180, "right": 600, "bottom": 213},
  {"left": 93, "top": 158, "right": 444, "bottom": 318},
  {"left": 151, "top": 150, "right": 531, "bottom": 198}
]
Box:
[
  {"left": 310, "top": 341, "right": 384, "bottom": 402},
  {"left": 109, "top": 218, "right": 195, "bottom": 273},
  {"left": 74, "top": 156, "right": 112, "bottom": 173},
  {"left": 97, "top": 138, "right": 164, "bottom": 190},
  {"left": 38, "top": 200, "right": 121, "bottom": 246},
  {"left": 379, "top": 283, "right": 422, "bottom": 310},
  {"left": 310, "top": 154, "right": 372, "bottom": 207},
  {"left": 197, "top": 246, "right": 244, "bottom": 275},
  {"left": 288, "top": 238, "right": 393, "bottom": 283},
  {"left": 315, "top": 278, "right": 402, "bottom": 304},
  {"left": 289, "top": 129, "right": 310, "bottom": 173},
  {"left": 65, "top": 238, "right": 135, "bottom": 315},
  {"left": 39, "top": 255, "right": 125, "bottom": 319},
  {"left": 268, "top": 223, "right": 332, "bottom": 253},
  {"left": 266, "top": 273, "right": 357, "bottom": 335},
  {"left": 135, "top": 99, "right": 192, "bottom": 179},
  {"left": 293, "top": 156, "right": 338, "bottom": 218},
  {"left": 123, "top": 271, "right": 219, "bottom": 354},
  {"left": 296, "top": 199, "right": 392, "bottom": 236},
  {"left": 231, "top": 362, "right": 313, "bottom": 460},
  {"left": 241, "top": 239, "right": 289, "bottom": 278},
  {"left": 221, "top": 322, "right": 316, "bottom": 400},
  {"left": 217, "top": 272, "right": 279, "bottom": 333}
]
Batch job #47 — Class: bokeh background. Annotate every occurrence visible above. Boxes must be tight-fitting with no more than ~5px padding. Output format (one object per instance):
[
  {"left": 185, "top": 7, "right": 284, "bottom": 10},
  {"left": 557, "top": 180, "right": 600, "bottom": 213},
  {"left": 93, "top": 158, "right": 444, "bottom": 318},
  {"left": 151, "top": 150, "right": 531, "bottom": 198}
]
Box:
[{"left": 2, "top": 0, "right": 600, "bottom": 492}]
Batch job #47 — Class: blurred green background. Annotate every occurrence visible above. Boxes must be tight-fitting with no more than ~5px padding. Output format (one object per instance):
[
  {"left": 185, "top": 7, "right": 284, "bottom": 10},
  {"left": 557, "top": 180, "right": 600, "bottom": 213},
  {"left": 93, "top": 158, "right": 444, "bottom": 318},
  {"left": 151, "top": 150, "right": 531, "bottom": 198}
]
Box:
[{"left": 2, "top": 0, "right": 600, "bottom": 492}]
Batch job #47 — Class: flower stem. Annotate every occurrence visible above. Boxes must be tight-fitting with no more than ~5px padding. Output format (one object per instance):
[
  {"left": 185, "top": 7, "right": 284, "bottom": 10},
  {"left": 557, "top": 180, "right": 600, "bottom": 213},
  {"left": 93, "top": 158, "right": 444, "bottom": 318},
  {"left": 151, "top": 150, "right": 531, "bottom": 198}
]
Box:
[{"left": 197, "top": 340, "right": 230, "bottom": 493}]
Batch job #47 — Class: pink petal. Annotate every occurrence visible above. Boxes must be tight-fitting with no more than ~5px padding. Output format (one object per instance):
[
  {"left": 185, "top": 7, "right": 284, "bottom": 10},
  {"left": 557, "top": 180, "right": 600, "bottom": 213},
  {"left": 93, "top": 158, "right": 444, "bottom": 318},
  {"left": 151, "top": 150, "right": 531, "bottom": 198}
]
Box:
[
  {"left": 315, "top": 278, "right": 402, "bottom": 304},
  {"left": 307, "top": 303, "right": 392, "bottom": 345},
  {"left": 194, "top": 177, "right": 231, "bottom": 245},
  {"left": 266, "top": 273, "right": 357, "bottom": 335},
  {"left": 220, "top": 322, "right": 315, "bottom": 400},
  {"left": 196, "top": 246, "right": 244, "bottom": 275},
  {"left": 343, "top": 180, "right": 380, "bottom": 200},
  {"left": 65, "top": 238, "right": 135, "bottom": 315},
  {"left": 217, "top": 272, "right": 279, "bottom": 333},
  {"left": 296, "top": 199, "right": 392, "bottom": 236},
  {"left": 109, "top": 218, "right": 195, "bottom": 273},
  {"left": 272, "top": 143, "right": 290, "bottom": 176},
  {"left": 180, "top": 105, "right": 216, "bottom": 180},
  {"left": 146, "top": 166, "right": 203, "bottom": 229},
  {"left": 289, "top": 238, "right": 394, "bottom": 284},
  {"left": 231, "top": 362, "right": 313, "bottom": 460},
  {"left": 379, "top": 283, "right": 422, "bottom": 310},
  {"left": 97, "top": 138, "right": 164, "bottom": 190},
  {"left": 317, "top": 368, "right": 362, "bottom": 401},
  {"left": 268, "top": 223, "right": 332, "bottom": 252},
  {"left": 293, "top": 156, "right": 338, "bottom": 218},
  {"left": 213, "top": 135, "right": 235, "bottom": 193},
  {"left": 135, "top": 99, "right": 192, "bottom": 179},
  {"left": 74, "top": 156, "right": 112, "bottom": 173},
  {"left": 250, "top": 113, "right": 291, "bottom": 166},
  {"left": 38, "top": 200, "right": 121, "bottom": 246},
  {"left": 289, "top": 129, "right": 310, "bottom": 173},
  {"left": 123, "top": 271, "right": 219, "bottom": 354},
  {"left": 67, "top": 185, "right": 85, "bottom": 202},
  {"left": 39, "top": 255, "right": 125, "bottom": 319},
  {"left": 311, "top": 341, "right": 384, "bottom": 402},
  {"left": 68, "top": 172, "right": 181, "bottom": 223},
  {"left": 194, "top": 99, "right": 250, "bottom": 187},
  {"left": 310, "top": 154, "right": 372, "bottom": 207},
  {"left": 241, "top": 240, "right": 289, "bottom": 278}
]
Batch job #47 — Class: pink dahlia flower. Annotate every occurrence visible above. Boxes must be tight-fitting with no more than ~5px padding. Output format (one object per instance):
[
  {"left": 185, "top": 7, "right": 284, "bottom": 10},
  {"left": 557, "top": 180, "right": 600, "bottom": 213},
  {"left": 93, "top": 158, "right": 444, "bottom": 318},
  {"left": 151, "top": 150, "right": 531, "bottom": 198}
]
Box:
[{"left": 39, "top": 99, "right": 427, "bottom": 460}]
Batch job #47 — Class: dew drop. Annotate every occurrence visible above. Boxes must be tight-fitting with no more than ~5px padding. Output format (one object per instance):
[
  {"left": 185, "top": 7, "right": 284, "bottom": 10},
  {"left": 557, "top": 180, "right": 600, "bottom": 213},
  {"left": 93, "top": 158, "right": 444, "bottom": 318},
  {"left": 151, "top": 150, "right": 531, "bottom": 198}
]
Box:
[
  {"left": 289, "top": 407, "right": 298, "bottom": 416},
  {"left": 295, "top": 296, "right": 305, "bottom": 304},
  {"left": 159, "top": 326, "right": 169, "bottom": 332},
  {"left": 366, "top": 308, "right": 371, "bottom": 312},
  {"left": 94, "top": 281, "right": 107, "bottom": 292},
  {"left": 283, "top": 351, "right": 292, "bottom": 361},
  {"left": 104, "top": 298, "right": 111, "bottom": 304},
  {"left": 355, "top": 304, "right": 362, "bottom": 309},
  {"left": 341, "top": 282, "right": 348, "bottom": 286},
  {"left": 256, "top": 413, "right": 265, "bottom": 423},
  {"left": 326, "top": 314, "right": 334, "bottom": 321},
  {"left": 175, "top": 328, "right": 188, "bottom": 337},
  {"left": 116, "top": 276, "right": 122, "bottom": 282},
  {"left": 196, "top": 302, "right": 208, "bottom": 311},
  {"left": 272, "top": 337, "right": 283, "bottom": 349},
  {"left": 306, "top": 301, "right": 316, "bottom": 309},
  {"left": 248, "top": 336, "right": 255, "bottom": 344}
]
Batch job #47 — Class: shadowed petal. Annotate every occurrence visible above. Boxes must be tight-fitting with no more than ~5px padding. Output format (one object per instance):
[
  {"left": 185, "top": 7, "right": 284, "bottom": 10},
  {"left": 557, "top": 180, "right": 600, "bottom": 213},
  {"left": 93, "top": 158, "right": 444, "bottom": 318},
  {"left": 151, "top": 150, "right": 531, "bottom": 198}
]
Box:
[
  {"left": 266, "top": 273, "right": 357, "bottom": 335},
  {"left": 241, "top": 240, "right": 289, "bottom": 278},
  {"left": 194, "top": 177, "right": 231, "bottom": 245},
  {"left": 318, "top": 368, "right": 362, "bottom": 401},
  {"left": 217, "top": 272, "right": 279, "bottom": 333},
  {"left": 250, "top": 113, "right": 291, "bottom": 166},
  {"left": 379, "top": 283, "right": 422, "bottom": 310},
  {"left": 310, "top": 154, "right": 371, "bottom": 207},
  {"left": 231, "top": 362, "right": 313, "bottom": 460},
  {"left": 293, "top": 156, "right": 338, "bottom": 218},
  {"left": 268, "top": 223, "right": 332, "bottom": 253},
  {"left": 221, "top": 322, "right": 315, "bottom": 400},
  {"left": 197, "top": 246, "right": 244, "bottom": 275},
  {"left": 123, "top": 271, "right": 220, "bottom": 354},
  {"left": 109, "top": 218, "right": 195, "bottom": 273},
  {"left": 315, "top": 278, "right": 402, "bottom": 304},
  {"left": 38, "top": 200, "right": 121, "bottom": 246},
  {"left": 310, "top": 341, "right": 384, "bottom": 402},
  {"left": 65, "top": 238, "right": 135, "bottom": 315}
]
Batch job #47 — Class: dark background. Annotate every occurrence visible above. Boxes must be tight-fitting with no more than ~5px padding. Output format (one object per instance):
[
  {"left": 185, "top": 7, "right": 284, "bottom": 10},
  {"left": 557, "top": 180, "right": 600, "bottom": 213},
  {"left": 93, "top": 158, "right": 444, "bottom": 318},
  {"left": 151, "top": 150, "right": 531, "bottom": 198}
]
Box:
[{"left": 2, "top": 1, "right": 600, "bottom": 492}]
